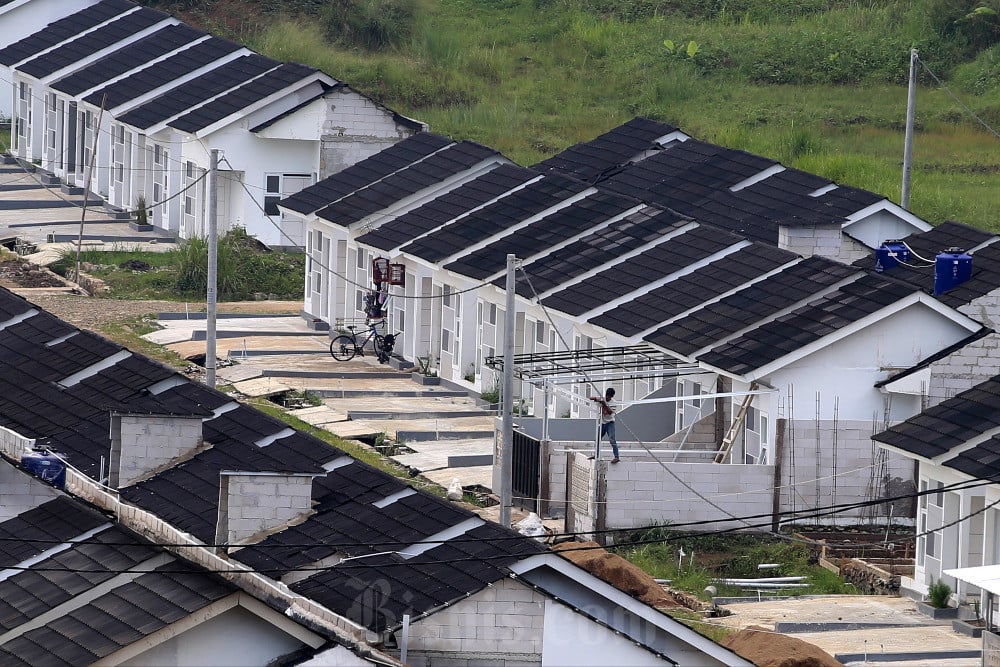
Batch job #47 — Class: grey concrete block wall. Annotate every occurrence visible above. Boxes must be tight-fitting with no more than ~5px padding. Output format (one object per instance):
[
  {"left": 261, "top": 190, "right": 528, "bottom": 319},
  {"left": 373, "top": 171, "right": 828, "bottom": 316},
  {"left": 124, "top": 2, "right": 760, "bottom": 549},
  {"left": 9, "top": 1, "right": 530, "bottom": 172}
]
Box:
[
  {"left": 927, "top": 332, "right": 1000, "bottom": 407},
  {"left": 218, "top": 472, "right": 315, "bottom": 545},
  {"left": 782, "top": 419, "right": 914, "bottom": 522},
  {"left": 112, "top": 414, "right": 203, "bottom": 488},
  {"left": 593, "top": 459, "right": 775, "bottom": 532},
  {"left": 0, "top": 461, "right": 60, "bottom": 522},
  {"left": 405, "top": 577, "right": 544, "bottom": 665}
]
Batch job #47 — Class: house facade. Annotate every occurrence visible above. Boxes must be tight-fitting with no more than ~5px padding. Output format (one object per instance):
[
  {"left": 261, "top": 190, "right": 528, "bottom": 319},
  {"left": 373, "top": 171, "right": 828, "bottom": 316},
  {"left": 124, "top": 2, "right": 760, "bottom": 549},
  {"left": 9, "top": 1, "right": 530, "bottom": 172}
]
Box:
[
  {"left": 0, "top": 282, "right": 748, "bottom": 665},
  {"left": 284, "top": 119, "right": 991, "bottom": 534},
  {"left": 0, "top": 0, "right": 421, "bottom": 247}
]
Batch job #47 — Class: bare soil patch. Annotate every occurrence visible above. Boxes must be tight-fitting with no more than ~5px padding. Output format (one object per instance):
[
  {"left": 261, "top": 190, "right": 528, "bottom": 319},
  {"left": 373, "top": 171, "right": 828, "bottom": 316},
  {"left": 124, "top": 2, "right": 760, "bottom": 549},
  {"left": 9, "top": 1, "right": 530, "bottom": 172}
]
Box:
[
  {"left": 553, "top": 540, "right": 681, "bottom": 609},
  {"left": 722, "top": 626, "right": 844, "bottom": 667},
  {"left": 0, "top": 258, "right": 68, "bottom": 288}
]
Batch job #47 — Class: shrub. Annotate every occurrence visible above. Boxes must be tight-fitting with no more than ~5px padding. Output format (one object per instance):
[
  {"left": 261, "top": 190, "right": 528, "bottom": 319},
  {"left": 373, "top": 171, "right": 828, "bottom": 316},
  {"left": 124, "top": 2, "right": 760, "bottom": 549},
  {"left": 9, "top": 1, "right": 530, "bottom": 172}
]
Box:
[
  {"left": 928, "top": 578, "right": 952, "bottom": 608},
  {"left": 322, "top": 0, "right": 419, "bottom": 49}
]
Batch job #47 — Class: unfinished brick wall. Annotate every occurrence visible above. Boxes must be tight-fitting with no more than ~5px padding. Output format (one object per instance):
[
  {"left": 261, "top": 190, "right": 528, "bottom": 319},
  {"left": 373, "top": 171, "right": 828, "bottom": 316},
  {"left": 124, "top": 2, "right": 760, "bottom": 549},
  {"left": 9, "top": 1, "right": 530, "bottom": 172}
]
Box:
[
  {"left": 0, "top": 460, "right": 60, "bottom": 521},
  {"left": 111, "top": 414, "right": 203, "bottom": 487},
  {"left": 404, "top": 576, "right": 544, "bottom": 666},
  {"left": 319, "top": 89, "right": 420, "bottom": 178},
  {"left": 216, "top": 472, "right": 315, "bottom": 545}
]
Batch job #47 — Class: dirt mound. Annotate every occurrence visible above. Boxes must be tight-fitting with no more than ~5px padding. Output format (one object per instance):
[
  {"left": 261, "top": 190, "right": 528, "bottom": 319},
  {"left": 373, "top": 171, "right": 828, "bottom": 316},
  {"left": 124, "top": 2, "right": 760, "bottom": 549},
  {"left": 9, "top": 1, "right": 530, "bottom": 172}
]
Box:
[
  {"left": 0, "top": 259, "right": 67, "bottom": 288},
  {"left": 721, "top": 626, "right": 844, "bottom": 667},
  {"left": 552, "top": 540, "right": 680, "bottom": 608}
]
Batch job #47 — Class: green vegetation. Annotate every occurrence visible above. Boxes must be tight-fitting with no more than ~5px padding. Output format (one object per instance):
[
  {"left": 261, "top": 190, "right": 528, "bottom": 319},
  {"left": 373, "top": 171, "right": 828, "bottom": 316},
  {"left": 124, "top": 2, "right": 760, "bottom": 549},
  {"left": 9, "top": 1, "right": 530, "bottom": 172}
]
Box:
[
  {"left": 98, "top": 314, "right": 191, "bottom": 370},
  {"left": 928, "top": 577, "right": 952, "bottom": 608},
  {"left": 49, "top": 230, "right": 305, "bottom": 300},
  {"left": 614, "top": 527, "right": 858, "bottom": 598},
  {"left": 140, "top": 0, "right": 1000, "bottom": 232}
]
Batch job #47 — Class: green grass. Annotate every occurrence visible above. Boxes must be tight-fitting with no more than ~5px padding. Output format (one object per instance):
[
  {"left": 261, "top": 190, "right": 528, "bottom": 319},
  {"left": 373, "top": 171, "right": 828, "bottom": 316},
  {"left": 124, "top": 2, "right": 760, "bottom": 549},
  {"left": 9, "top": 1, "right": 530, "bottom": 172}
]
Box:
[
  {"left": 48, "top": 231, "right": 306, "bottom": 301},
  {"left": 98, "top": 315, "right": 190, "bottom": 370},
  {"left": 212, "top": 0, "right": 1000, "bottom": 232},
  {"left": 614, "top": 528, "right": 858, "bottom": 599}
]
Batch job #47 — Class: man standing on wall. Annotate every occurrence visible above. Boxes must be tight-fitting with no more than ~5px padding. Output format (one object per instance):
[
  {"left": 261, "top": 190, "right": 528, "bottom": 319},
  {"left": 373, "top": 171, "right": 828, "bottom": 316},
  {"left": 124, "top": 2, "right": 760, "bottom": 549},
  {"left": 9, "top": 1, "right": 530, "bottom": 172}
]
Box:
[{"left": 590, "top": 388, "right": 619, "bottom": 463}]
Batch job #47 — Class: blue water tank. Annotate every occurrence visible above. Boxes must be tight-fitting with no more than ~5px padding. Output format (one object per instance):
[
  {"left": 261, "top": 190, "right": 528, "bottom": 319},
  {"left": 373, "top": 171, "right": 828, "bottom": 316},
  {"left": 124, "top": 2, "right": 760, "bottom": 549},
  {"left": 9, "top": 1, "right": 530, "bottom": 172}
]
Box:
[
  {"left": 20, "top": 449, "right": 66, "bottom": 489},
  {"left": 934, "top": 249, "right": 973, "bottom": 296},
  {"left": 874, "top": 241, "right": 910, "bottom": 273}
]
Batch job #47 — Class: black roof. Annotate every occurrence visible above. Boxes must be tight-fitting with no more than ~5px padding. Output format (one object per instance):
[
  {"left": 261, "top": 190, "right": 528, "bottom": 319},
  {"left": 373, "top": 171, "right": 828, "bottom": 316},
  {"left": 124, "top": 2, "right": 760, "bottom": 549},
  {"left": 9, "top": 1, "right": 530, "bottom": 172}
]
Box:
[
  {"left": 116, "top": 54, "right": 279, "bottom": 130},
  {"left": 698, "top": 273, "right": 920, "bottom": 375},
  {"left": 501, "top": 207, "right": 689, "bottom": 298},
  {"left": 51, "top": 24, "right": 206, "bottom": 97},
  {"left": 401, "top": 172, "right": 590, "bottom": 263},
  {"left": 0, "top": 0, "right": 135, "bottom": 66},
  {"left": 0, "top": 497, "right": 108, "bottom": 569},
  {"left": 589, "top": 242, "right": 799, "bottom": 337},
  {"left": 0, "top": 513, "right": 236, "bottom": 666},
  {"left": 646, "top": 256, "right": 861, "bottom": 356},
  {"left": 315, "top": 141, "right": 500, "bottom": 226},
  {"left": 443, "top": 190, "right": 641, "bottom": 280},
  {"left": 873, "top": 376, "right": 1000, "bottom": 461},
  {"left": 16, "top": 6, "right": 170, "bottom": 80},
  {"left": 540, "top": 223, "right": 744, "bottom": 317},
  {"left": 533, "top": 117, "right": 679, "bottom": 182},
  {"left": 281, "top": 132, "right": 453, "bottom": 216},
  {"left": 853, "top": 221, "right": 1000, "bottom": 308},
  {"left": 83, "top": 36, "right": 244, "bottom": 109},
  {"left": 358, "top": 163, "right": 538, "bottom": 252},
  {"left": 169, "top": 62, "right": 321, "bottom": 134}
]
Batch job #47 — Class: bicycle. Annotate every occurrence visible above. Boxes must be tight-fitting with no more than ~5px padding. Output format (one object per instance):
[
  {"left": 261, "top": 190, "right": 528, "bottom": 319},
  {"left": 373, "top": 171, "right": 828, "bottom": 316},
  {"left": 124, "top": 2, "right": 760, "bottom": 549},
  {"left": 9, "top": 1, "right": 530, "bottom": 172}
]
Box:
[{"left": 329, "top": 320, "right": 397, "bottom": 363}]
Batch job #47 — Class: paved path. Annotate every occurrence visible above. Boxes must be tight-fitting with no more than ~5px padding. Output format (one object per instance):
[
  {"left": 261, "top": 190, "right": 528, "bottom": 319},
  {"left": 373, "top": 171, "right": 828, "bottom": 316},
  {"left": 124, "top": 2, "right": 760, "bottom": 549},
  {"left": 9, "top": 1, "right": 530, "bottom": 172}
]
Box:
[{"left": 708, "top": 596, "right": 982, "bottom": 665}]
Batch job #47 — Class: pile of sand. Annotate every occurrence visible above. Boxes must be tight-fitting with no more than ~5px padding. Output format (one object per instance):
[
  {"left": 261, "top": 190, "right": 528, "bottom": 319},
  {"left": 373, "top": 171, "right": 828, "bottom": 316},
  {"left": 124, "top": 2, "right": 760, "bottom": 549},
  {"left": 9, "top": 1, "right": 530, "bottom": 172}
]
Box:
[
  {"left": 552, "top": 540, "right": 681, "bottom": 608},
  {"left": 721, "top": 626, "right": 845, "bottom": 667}
]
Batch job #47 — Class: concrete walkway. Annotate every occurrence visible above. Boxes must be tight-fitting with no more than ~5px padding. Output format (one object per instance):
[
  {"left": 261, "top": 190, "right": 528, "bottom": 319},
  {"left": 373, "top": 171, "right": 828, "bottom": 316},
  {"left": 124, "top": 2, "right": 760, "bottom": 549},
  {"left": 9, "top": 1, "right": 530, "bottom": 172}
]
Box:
[
  {"left": 147, "top": 313, "right": 498, "bottom": 491},
  {"left": 707, "top": 595, "right": 982, "bottom": 665}
]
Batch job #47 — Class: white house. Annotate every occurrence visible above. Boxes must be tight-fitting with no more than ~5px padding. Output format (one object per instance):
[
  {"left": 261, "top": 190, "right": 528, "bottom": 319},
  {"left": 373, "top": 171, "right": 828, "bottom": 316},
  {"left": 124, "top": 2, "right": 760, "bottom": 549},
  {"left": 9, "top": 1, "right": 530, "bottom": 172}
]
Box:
[
  {"left": 283, "top": 119, "right": 988, "bottom": 535},
  {"left": 0, "top": 0, "right": 422, "bottom": 247},
  {"left": 0, "top": 0, "right": 101, "bottom": 119},
  {"left": 0, "top": 283, "right": 750, "bottom": 666}
]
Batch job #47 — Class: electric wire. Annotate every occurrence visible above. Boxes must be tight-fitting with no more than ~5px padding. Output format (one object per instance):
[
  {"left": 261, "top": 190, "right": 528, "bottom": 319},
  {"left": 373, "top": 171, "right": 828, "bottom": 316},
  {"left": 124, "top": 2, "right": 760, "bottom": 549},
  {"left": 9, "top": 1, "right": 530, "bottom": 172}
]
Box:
[{"left": 917, "top": 56, "right": 1000, "bottom": 142}]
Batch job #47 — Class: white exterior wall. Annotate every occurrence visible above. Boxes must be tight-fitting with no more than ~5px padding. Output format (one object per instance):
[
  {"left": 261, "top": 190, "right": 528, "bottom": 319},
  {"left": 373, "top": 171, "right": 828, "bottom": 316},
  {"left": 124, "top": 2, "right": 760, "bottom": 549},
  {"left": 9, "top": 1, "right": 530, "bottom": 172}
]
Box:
[
  {"left": 404, "top": 576, "right": 545, "bottom": 666},
  {"left": 844, "top": 207, "right": 930, "bottom": 251},
  {"left": 0, "top": 459, "right": 60, "bottom": 521},
  {"left": 0, "top": 0, "right": 100, "bottom": 119},
  {"left": 541, "top": 600, "right": 671, "bottom": 667},
  {"left": 118, "top": 604, "right": 309, "bottom": 667}
]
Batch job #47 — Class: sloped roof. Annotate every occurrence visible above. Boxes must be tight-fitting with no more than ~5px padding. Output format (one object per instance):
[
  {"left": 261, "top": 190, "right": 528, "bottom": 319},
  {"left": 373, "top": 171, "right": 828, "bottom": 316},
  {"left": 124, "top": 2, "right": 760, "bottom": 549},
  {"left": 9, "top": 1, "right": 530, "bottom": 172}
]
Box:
[
  {"left": 533, "top": 116, "right": 680, "bottom": 182},
  {"left": 82, "top": 35, "right": 243, "bottom": 109},
  {"left": 314, "top": 141, "right": 500, "bottom": 226},
  {"left": 852, "top": 221, "right": 1000, "bottom": 308},
  {"left": 50, "top": 23, "right": 206, "bottom": 97},
  {"left": 0, "top": 496, "right": 238, "bottom": 666},
  {"left": 169, "top": 62, "right": 325, "bottom": 134},
  {"left": 0, "top": 0, "right": 134, "bottom": 66},
  {"left": 281, "top": 132, "right": 453, "bottom": 216},
  {"left": 401, "top": 172, "right": 590, "bottom": 263},
  {"left": 873, "top": 376, "right": 1000, "bottom": 461},
  {"left": 115, "top": 53, "right": 279, "bottom": 130},
  {"left": 697, "top": 273, "right": 920, "bottom": 376},
  {"left": 15, "top": 5, "right": 169, "bottom": 80}
]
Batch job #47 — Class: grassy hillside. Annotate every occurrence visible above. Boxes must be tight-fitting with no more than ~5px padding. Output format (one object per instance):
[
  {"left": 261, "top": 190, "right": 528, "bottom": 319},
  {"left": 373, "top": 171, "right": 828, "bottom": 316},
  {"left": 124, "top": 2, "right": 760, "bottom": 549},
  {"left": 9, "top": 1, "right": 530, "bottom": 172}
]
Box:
[{"left": 149, "top": 0, "right": 1000, "bottom": 231}]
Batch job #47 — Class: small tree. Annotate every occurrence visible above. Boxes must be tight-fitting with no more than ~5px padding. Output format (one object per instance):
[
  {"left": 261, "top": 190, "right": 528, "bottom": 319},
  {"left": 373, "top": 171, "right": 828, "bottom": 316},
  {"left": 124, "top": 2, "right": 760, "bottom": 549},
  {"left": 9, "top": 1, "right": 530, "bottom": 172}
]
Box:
[{"left": 928, "top": 578, "right": 952, "bottom": 608}]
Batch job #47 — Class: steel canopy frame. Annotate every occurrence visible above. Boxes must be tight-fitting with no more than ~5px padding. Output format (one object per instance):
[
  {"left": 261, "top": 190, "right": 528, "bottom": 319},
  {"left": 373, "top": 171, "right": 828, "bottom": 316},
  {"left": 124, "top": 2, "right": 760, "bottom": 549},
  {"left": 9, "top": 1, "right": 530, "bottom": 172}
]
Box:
[{"left": 484, "top": 344, "right": 703, "bottom": 382}]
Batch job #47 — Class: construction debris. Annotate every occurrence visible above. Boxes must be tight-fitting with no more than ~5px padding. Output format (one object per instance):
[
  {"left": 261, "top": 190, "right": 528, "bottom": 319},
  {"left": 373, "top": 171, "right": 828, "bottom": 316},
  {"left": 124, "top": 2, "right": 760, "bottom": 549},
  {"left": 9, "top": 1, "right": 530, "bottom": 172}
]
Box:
[{"left": 721, "top": 626, "right": 845, "bottom": 667}]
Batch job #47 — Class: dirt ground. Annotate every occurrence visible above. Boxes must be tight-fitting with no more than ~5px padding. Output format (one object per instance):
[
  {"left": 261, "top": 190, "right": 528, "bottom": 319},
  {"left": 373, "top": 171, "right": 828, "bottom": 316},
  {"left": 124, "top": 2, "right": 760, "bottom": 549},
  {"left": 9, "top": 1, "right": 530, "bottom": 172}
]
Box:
[
  {"left": 18, "top": 293, "right": 302, "bottom": 330},
  {"left": 552, "top": 540, "right": 682, "bottom": 609},
  {"left": 722, "top": 627, "right": 844, "bottom": 667},
  {"left": 0, "top": 258, "right": 66, "bottom": 288}
]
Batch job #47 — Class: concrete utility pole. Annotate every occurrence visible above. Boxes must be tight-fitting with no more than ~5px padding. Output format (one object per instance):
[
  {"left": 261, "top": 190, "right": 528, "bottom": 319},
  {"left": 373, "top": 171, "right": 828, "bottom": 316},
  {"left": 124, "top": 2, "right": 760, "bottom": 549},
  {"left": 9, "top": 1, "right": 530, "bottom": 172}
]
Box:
[
  {"left": 206, "top": 149, "right": 218, "bottom": 388},
  {"left": 901, "top": 48, "right": 918, "bottom": 210},
  {"left": 499, "top": 254, "right": 516, "bottom": 529}
]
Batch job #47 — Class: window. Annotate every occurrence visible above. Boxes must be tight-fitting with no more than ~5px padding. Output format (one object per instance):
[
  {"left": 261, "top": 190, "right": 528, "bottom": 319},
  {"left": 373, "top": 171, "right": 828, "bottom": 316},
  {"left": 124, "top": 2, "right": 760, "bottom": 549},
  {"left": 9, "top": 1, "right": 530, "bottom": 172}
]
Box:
[
  {"left": 690, "top": 382, "right": 701, "bottom": 408},
  {"left": 442, "top": 285, "right": 452, "bottom": 308},
  {"left": 154, "top": 144, "right": 163, "bottom": 166},
  {"left": 265, "top": 173, "right": 312, "bottom": 217},
  {"left": 355, "top": 290, "right": 364, "bottom": 313},
  {"left": 265, "top": 174, "right": 281, "bottom": 215},
  {"left": 18, "top": 82, "right": 26, "bottom": 101},
  {"left": 536, "top": 320, "right": 546, "bottom": 344},
  {"left": 442, "top": 329, "right": 451, "bottom": 353},
  {"left": 489, "top": 303, "right": 497, "bottom": 325},
  {"left": 357, "top": 249, "right": 367, "bottom": 270}
]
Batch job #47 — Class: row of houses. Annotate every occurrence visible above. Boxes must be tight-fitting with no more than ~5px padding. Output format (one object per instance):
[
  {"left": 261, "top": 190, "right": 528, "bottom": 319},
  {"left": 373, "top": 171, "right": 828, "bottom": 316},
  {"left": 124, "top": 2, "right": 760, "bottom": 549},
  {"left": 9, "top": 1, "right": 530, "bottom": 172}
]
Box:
[
  {"left": 0, "top": 0, "right": 422, "bottom": 247},
  {"left": 0, "top": 280, "right": 750, "bottom": 665},
  {"left": 283, "top": 115, "right": 1000, "bottom": 611}
]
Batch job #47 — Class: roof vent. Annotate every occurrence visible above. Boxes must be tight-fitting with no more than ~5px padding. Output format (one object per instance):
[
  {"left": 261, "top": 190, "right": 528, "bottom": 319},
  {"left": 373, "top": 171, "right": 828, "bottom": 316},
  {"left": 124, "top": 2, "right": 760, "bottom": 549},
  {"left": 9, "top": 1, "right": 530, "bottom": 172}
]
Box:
[
  {"left": 874, "top": 241, "right": 910, "bottom": 273},
  {"left": 934, "top": 248, "right": 972, "bottom": 296}
]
